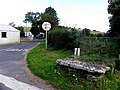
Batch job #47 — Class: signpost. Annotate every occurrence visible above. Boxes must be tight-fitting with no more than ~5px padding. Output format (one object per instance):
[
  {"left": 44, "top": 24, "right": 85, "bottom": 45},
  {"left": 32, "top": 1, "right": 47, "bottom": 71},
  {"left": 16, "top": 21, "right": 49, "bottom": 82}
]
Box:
[{"left": 42, "top": 22, "right": 51, "bottom": 49}]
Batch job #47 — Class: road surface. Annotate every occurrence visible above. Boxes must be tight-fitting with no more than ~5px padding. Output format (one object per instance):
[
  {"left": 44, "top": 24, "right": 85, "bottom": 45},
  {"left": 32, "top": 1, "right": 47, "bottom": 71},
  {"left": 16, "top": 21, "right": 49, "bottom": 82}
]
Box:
[{"left": 0, "top": 40, "right": 55, "bottom": 90}]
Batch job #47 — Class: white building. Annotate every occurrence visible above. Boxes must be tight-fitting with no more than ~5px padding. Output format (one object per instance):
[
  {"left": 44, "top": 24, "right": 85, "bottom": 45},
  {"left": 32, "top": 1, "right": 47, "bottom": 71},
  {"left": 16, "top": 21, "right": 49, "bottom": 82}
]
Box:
[
  {"left": 24, "top": 32, "right": 32, "bottom": 37},
  {"left": 0, "top": 24, "right": 20, "bottom": 45}
]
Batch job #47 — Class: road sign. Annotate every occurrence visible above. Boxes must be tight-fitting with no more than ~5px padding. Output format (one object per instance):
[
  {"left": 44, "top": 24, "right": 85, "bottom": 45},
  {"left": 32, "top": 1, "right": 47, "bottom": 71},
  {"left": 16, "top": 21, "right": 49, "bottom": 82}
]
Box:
[
  {"left": 42, "top": 22, "right": 51, "bottom": 49},
  {"left": 42, "top": 22, "right": 51, "bottom": 31}
]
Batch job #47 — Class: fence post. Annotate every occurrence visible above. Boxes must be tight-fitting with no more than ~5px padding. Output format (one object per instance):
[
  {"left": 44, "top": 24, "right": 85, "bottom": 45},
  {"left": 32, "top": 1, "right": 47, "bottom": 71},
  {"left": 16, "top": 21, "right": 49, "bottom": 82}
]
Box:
[
  {"left": 74, "top": 48, "right": 77, "bottom": 56},
  {"left": 74, "top": 48, "right": 80, "bottom": 56},
  {"left": 77, "top": 48, "right": 80, "bottom": 56}
]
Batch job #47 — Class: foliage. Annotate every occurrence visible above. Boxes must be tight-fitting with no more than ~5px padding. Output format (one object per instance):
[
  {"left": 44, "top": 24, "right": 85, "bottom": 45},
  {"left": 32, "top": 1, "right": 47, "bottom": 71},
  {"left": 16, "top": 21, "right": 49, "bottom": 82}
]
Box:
[
  {"left": 27, "top": 42, "right": 120, "bottom": 90},
  {"left": 96, "top": 77, "right": 117, "bottom": 90},
  {"left": 27, "top": 42, "right": 92, "bottom": 90},
  {"left": 15, "top": 26, "right": 25, "bottom": 37},
  {"left": 30, "top": 26, "right": 39, "bottom": 36},
  {"left": 115, "top": 60, "right": 120, "bottom": 70},
  {"left": 9, "top": 22, "right": 15, "bottom": 27},
  {"left": 45, "top": 6, "right": 57, "bottom": 18},
  {"left": 78, "top": 54, "right": 114, "bottom": 65},
  {"left": 24, "top": 12, "right": 40, "bottom": 24},
  {"left": 48, "top": 26, "right": 120, "bottom": 58},
  {"left": 81, "top": 28, "right": 91, "bottom": 37},
  {"left": 108, "top": 0, "right": 120, "bottom": 37},
  {"left": 27, "top": 42, "right": 74, "bottom": 90},
  {"left": 23, "top": 27, "right": 31, "bottom": 32},
  {"left": 48, "top": 27, "right": 80, "bottom": 50},
  {"left": 44, "top": 6, "right": 59, "bottom": 27},
  {"left": 24, "top": 7, "right": 59, "bottom": 36},
  {"left": 105, "top": 70, "right": 116, "bottom": 80},
  {"left": 38, "top": 7, "right": 59, "bottom": 31},
  {"left": 106, "top": 37, "right": 120, "bottom": 57},
  {"left": 24, "top": 12, "right": 41, "bottom": 36},
  {"left": 78, "top": 37, "right": 120, "bottom": 57},
  {"left": 40, "top": 13, "right": 58, "bottom": 30}
]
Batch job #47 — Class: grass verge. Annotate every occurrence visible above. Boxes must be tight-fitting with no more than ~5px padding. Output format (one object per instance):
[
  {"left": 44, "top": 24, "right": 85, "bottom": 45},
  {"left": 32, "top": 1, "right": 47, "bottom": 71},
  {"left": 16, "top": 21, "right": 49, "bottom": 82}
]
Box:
[
  {"left": 27, "top": 42, "right": 75, "bottom": 89},
  {"left": 0, "top": 42, "right": 20, "bottom": 46},
  {"left": 27, "top": 42, "right": 120, "bottom": 90}
]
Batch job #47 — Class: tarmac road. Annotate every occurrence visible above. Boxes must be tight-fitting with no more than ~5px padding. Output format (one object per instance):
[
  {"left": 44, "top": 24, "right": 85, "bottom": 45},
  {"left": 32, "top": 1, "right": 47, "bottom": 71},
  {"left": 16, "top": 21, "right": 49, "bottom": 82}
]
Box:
[{"left": 0, "top": 40, "right": 55, "bottom": 90}]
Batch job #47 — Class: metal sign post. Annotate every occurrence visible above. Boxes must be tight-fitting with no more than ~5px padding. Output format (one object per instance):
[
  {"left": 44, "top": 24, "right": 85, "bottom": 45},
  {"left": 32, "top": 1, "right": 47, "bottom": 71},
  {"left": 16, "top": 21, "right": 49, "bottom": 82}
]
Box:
[
  {"left": 46, "top": 30, "right": 48, "bottom": 49},
  {"left": 42, "top": 22, "right": 51, "bottom": 49}
]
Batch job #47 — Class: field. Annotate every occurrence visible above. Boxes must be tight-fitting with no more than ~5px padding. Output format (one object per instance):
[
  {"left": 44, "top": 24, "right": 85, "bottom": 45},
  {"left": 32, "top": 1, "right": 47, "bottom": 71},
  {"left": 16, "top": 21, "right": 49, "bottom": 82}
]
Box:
[{"left": 24, "top": 27, "right": 31, "bottom": 32}]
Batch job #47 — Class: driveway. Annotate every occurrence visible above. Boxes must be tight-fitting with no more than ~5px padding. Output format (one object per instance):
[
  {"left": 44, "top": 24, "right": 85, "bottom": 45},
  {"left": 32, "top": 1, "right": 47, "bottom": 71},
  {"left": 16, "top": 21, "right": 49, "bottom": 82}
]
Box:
[{"left": 0, "top": 40, "right": 55, "bottom": 90}]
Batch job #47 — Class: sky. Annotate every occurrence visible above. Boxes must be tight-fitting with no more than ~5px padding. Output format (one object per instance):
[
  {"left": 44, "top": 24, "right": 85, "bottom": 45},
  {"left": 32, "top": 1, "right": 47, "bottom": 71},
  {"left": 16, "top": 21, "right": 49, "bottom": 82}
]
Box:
[{"left": 0, "top": 0, "right": 109, "bottom": 32}]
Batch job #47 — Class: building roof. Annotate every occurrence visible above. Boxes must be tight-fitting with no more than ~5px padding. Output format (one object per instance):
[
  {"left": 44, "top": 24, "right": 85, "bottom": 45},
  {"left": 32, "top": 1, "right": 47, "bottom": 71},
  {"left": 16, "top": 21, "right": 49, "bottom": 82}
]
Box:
[{"left": 0, "top": 24, "right": 20, "bottom": 32}]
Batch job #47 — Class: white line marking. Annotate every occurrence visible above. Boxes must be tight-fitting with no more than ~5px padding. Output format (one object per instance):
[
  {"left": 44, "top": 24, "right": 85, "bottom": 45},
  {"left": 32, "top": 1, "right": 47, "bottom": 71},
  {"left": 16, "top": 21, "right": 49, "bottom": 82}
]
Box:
[
  {"left": 0, "top": 74, "right": 43, "bottom": 90},
  {"left": 0, "top": 49, "right": 28, "bottom": 52}
]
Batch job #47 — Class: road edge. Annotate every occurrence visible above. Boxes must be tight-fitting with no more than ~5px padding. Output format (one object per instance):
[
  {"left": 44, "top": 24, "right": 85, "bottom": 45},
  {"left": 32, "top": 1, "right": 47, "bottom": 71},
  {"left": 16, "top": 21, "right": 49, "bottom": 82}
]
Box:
[{"left": 23, "top": 41, "right": 57, "bottom": 90}]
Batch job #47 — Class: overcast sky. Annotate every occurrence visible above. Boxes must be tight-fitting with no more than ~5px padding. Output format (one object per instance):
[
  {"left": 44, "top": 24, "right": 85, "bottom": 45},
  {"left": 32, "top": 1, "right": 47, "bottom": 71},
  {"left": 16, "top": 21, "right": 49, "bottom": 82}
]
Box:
[{"left": 0, "top": 0, "right": 109, "bottom": 32}]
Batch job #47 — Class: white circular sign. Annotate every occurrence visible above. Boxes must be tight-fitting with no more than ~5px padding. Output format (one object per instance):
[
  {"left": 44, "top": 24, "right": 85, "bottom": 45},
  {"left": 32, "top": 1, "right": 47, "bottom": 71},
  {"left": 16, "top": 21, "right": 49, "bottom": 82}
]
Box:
[{"left": 42, "top": 22, "right": 51, "bottom": 31}]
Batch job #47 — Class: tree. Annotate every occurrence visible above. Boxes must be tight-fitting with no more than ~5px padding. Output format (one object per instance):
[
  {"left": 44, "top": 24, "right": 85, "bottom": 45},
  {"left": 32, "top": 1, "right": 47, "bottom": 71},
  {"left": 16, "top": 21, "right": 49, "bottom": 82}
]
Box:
[
  {"left": 24, "top": 7, "right": 59, "bottom": 36},
  {"left": 24, "top": 12, "right": 41, "bottom": 24},
  {"left": 24, "top": 12, "right": 41, "bottom": 36},
  {"left": 108, "top": 0, "right": 118, "bottom": 3},
  {"left": 82, "top": 28, "right": 90, "bottom": 37},
  {"left": 108, "top": 0, "right": 120, "bottom": 37},
  {"left": 40, "top": 13, "right": 58, "bottom": 29},
  {"left": 15, "top": 26, "right": 25, "bottom": 37},
  {"left": 30, "top": 25, "right": 40, "bottom": 36},
  {"left": 43, "top": 6, "right": 59, "bottom": 28},
  {"left": 9, "top": 22, "right": 15, "bottom": 27},
  {"left": 38, "top": 7, "right": 59, "bottom": 33}
]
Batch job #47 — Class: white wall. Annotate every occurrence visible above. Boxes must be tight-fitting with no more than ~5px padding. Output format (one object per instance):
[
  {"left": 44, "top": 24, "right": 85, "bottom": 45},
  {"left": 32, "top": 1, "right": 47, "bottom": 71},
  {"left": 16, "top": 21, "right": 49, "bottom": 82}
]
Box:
[
  {"left": 25, "top": 32, "right": 32, "bottom": 37},
  {"left": 0, "top": 31, "right": 20, "bottom": 44}
]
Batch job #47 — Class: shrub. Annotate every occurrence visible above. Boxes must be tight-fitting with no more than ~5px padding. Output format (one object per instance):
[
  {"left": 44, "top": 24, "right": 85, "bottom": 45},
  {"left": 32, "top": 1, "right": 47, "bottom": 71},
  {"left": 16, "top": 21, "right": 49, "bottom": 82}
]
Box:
[
  {"left": 48, "top": 27, "right": 80, "bottom": 50},
  {"left": 107, "top": 38, "right": 120, "bottom": 57},
  {"left": 115, "top": 60, "right": 120, "bottom": 70}
]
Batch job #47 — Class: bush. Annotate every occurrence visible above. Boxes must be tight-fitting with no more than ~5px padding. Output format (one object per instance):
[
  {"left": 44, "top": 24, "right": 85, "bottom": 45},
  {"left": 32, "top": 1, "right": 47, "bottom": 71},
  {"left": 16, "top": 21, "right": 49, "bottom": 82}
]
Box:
[
  {"left": 48, "top": 28, "right": 80, "bottom": 50},
  {"left": 107, "top": 38, "right": 120, "bottom": 57},
  {"left": 15, "top": 26, "right": 25, "bottom": 37},
  {"left": 115, "top": 60, "right": 120, "bottom": 70},
  {"left": 48, "top": 27, "right": 120, "bottom": 59}
]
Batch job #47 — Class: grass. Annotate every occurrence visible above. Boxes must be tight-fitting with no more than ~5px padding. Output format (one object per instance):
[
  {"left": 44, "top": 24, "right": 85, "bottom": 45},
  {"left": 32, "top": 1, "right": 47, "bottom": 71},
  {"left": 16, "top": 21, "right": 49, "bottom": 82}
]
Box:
[
  {"left": 78, "top": 54, "right": 117, "bottom": 66},
  {"left": 24, "top": 27, "right": 31, "bottom": 32},
  {"left": 27, "top": 42, "right": 120, "bottom": 90},
  {"left": 27, "top": 42, "right": 75, "bottom": 89},
  {"left": 0, "top": 42, "right": 20, "bottom": 46}
]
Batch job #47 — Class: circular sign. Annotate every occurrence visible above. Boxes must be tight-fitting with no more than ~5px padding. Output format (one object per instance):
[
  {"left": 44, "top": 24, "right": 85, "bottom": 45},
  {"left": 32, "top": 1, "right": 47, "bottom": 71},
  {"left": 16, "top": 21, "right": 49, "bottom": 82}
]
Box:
[{"left": 42, "top": 22, "right": 51, "bottom": 31}]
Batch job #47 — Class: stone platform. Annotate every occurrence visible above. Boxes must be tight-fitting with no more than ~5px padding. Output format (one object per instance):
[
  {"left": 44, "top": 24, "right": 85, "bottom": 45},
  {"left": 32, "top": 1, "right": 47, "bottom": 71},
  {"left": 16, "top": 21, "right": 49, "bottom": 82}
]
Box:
[{"left": 56, "top": 56, "right": 110, "bottom": 74}]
